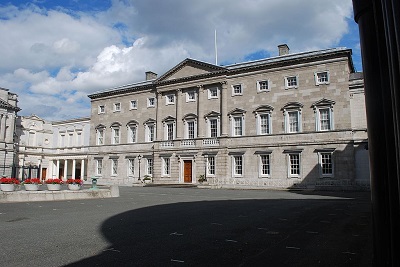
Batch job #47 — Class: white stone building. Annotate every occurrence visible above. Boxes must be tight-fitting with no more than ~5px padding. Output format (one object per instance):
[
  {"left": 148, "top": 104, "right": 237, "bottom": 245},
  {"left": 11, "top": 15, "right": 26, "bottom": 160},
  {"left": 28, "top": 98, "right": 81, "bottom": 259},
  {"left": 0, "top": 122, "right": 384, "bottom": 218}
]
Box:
[
  {"left": 15, "top": 115, "right": 90, "bottom": 181},
  {"left": 86, "top": 45, "right": 369, "bottom": 189}
]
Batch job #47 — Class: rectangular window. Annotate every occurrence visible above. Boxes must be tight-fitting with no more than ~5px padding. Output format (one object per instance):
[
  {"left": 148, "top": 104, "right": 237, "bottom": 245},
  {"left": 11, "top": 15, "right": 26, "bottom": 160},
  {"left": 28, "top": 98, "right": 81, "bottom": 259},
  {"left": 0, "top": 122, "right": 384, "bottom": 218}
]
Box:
[
  {"left": 315, "top": 71, "right": 330, "bottom": 85},
  {"left": 98, "top": 105, "right": 105, "bottom": 114},
  {"left": 259, "top": 114, "right": 270, "bottom": 134},
  {"left": 285, "top": 76, "right": 298, "bottom": 89},
  {"left": 260, "top": 154, "right": 270, "bottom": 176},
  {"left": 232, "top": 84, "right": 242, "bottom": 95},
  {"left": 129, "top": 125, "right": 137, "bottom": 143},
  {"left": 114, "top": 103, "right": 121, "bottom": 112},
  {"left": 113, "top": 128, "right": 120, "bottom": 144},
  {"left": 111, "top": 159, "right": 118, "bottom": 175},
  {"left": 97, "top": 129, "right": 104, "bottom": 145},
  {"left": 210, "top": 119, "right": 218, "bottom": 137},
  {"left": 207, "top": 156, "right": 215, "bottom": 175},
  {"left": 147, "top": 124, "right": 154, "bottom": 142},
  {"left": 186, "top": 91, "right": 196, "bottom": 102},
  {"left": 257, "top": 80, "right": 269, "bottom": 92},
  {"left": 289, "top": 154, "right": 300, "bottom": 177},
  {"left": 208, "top": 88, "right": 218, "bottom": 99},
  {"left": 128, "top": 158, "right": 135, "bottom": 176},
  {"left": 146, "top": 158, "right": 153, "bottom": 175},
  {"left": 96, "top": 159, "right": 103, "bottom": 175},
  {"left": 148, "top": 97, "right": 155, "bottom": 107},
  {"left": 320, "top": 153, "right": 333, "bottom": 176},
  {"left": 166, "top": 94, "right": 175, "bottom": 105},
  {"left": 233, "top": 117, "right": 243, "bottom": 136},
  {"left": 233, "top": 155, "right": 243, "bottom": 176},
  {"left": 163, "top": 158, "right": 170, "bottom": 176},
  {"left": 319, "top": 108, "right": 331, "bottom": 131},
  {"left": 130, "top": 100, "right": 137, "bottom": 109},
  {"left": 187, "top": 121, "right": 195, "bottom": 139},
  {"left": 288, "top": 111, "right": 299, "bottom": 133},
  {"left": 167, "top": 123, "right": 174, "bottom": 140}
]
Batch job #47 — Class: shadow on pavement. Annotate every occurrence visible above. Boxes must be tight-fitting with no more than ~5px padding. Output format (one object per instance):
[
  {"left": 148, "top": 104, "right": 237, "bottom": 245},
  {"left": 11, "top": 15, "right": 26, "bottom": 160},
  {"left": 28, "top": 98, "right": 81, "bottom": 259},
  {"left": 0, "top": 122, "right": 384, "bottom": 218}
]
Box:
[{"left": 66, "top": 196, "right": 372, "bottom": 266}]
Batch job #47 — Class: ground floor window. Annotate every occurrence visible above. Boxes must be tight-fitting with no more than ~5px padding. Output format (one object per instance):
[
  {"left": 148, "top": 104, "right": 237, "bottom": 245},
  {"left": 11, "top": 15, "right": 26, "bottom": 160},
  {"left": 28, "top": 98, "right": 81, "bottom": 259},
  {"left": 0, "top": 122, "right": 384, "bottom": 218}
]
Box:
[
  {"left": 232, "top": 155, "right": 243, "bottom": 176},
  {"left": 207, "top": 156, "right": 215, "bottom": 176},
  {"left": 162, "top": 157, "right": 170, "bottom": 176},
  {"left": 319, "top": 152, "right": 334, "bottom": 177},
  {"left": 111, "top": 158, "right": 118, "bottom": 176},
  {"left": 127, "top": 158, "right": 134, "bottom": 176},
  {"left": 146, "top": 158, "right": 153, "bottom": 176},
  {"left": 259, "top": 154, "right": 271, "bottom": 177},
  {"left": 288, "top": 153, "right": 301, "bottom": 178},
  {"left": 96, "top": 159, "right": 102, "bottom": 175}
]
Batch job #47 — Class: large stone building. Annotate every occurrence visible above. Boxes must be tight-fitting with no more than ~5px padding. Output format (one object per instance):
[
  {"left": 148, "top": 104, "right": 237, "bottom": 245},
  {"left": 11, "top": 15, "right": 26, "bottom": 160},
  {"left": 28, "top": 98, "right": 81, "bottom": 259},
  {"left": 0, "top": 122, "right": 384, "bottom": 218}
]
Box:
[
  {"left": 0, "top": 87, "right": 20, "bottom": 178},
  {"left": 15, "top": 115, "right": 90, "bottom": 180},
  {"left": 87, "top": 45, "right": 369, "bottom": 189}
]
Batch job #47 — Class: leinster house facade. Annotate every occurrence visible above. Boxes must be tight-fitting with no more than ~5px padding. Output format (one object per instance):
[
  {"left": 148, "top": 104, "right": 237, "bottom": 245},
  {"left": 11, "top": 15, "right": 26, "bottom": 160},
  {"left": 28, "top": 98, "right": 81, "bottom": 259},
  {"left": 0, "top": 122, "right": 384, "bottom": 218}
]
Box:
[{"left": 87, "top": 45, "right": 369, "bottom": 189}]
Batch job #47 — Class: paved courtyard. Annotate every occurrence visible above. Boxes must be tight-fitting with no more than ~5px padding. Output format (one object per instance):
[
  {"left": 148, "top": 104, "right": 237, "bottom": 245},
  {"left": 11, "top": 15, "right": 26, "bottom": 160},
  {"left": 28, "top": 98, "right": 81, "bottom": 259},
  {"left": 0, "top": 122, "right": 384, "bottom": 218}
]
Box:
[{"left": 0, "top": 187, "right": 372, "bottom": 266}]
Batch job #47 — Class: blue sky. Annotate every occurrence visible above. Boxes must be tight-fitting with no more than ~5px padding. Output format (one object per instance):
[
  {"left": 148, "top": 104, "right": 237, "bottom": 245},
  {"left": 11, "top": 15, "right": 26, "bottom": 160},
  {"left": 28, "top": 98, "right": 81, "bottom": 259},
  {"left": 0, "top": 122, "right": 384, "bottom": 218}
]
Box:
[{"left": 0, "top": 0, "right": 361, "bottom": 121}]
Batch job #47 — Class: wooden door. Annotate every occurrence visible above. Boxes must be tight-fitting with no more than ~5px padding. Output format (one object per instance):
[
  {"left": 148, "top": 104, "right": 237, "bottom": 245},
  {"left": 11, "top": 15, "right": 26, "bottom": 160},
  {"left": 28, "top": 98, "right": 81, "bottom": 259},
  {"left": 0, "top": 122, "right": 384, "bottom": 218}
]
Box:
[
  {"left": 41, "top": 168, "right": 47, "bottom": 180},
  {"left": 183, "top": 160, "right": 192, "bottom": 183}
]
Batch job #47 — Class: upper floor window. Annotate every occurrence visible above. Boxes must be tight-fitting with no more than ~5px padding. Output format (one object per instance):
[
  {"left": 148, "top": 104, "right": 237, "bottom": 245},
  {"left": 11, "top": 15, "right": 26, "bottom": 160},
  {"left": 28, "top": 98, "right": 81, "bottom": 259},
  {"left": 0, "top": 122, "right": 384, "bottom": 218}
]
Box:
[
  {"left": 228, "top": 108, "right": 246, "bottom": 137},
  {"left": 183, "top": 114, "right": 197, "bottom": 139},
  {"left": 162, "top": 116, "right": 176, "bottom": 141},
  {"left": 144, "top": 119, "right": 156, "bottom": 142},
  {"left": 232, "top": 84, "right": 243, "bottom": 96},
  {"left": 312, "top": 99, "right": 335, "bottom": 131},
  {"left": 114, "top": 103, "right": 121, "bottom": 112},
  {"left": 186, "top": 91, "right": 196, "bottom": 102},
  {"left": 130, "top": 100, "right": 137, "bottom": 110},
  {"left": 205, "top": 111, "right": 220, "bottom": 138},
  {"left": 257, "top": 80, "right": 270, "bottom": 92},
  {"left": 282, "top": 102, "right": 303, "bottom": 133},
  {"left": 98, "top": 105, "right": 105, "bottom": 114},
  {"left": 111, "top": 123, "right": 121, "bottom": 144},
  {"left": 95, "top": 125, "right": 105, "bottom": 145},
  {"left": 166, "top": 94, "right": 175, "bottom": 105},
  {"left": 315, "top": 71, "right": 330, "bottom": 85},
  {"left": 254, "top": 105, "right": 274, "bottom": 135},
  {"left": 208, "top": 87, "right": 219, "bottom": 99},
  {"left": 285, "top": 75, "right": 298, "bottom": 89},
  {"left": 147, "top": 97, "right": 155, "bottom": 108},
  {"left": 127, "top": 121, "right": 138, "bottom": 143}
]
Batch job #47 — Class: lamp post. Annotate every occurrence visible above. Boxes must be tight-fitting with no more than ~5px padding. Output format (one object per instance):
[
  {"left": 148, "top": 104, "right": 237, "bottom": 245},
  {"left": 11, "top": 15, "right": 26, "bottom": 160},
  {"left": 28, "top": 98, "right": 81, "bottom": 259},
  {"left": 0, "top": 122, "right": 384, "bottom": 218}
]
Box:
[{"left": 138, "top": 155, "right": 141, "bottom": 182}]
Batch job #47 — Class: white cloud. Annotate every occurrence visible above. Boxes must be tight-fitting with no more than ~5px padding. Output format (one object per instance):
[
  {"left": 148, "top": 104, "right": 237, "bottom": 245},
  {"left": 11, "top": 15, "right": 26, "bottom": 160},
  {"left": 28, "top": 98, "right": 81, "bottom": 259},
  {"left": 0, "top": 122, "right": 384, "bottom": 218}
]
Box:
[{"left": 0, "top": 0, "right": 357, "bottom": 121}]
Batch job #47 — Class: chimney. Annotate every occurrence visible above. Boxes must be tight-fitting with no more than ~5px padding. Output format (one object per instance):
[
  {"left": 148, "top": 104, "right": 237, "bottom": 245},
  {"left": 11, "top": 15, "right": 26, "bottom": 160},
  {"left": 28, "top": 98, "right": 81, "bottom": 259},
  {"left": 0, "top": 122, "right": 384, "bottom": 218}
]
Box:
[
  {"left": 278, "top": 44, "right": 290, "bottom": 56},
  {"left": 145, "top": 71, "right": 157, "bottom": 81}
]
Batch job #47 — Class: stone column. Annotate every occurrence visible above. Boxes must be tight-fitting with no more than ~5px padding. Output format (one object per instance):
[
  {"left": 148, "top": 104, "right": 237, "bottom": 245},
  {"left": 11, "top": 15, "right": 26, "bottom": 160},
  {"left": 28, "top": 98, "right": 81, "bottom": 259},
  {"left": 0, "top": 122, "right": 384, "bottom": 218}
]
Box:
[
  {"left": 63, "top": 159, "right": 68, "bottom": 180},
  {"left": 81, "top": 159, "right": 85, "bottom": 180},
  {"left": 197, "top": 85, "right": 205, "bottom": 138},
  {"left": 220, "top": 82, "right": 228, "bottom": 137},
  {"left": 72, "top": 159, "right": 76, "bottom": 179},
  {"left": 176, "top": 89, "right": 182, "bottom": 139},
  {"left": 56, "top": 160, "right": 60, "bottom": 178}
]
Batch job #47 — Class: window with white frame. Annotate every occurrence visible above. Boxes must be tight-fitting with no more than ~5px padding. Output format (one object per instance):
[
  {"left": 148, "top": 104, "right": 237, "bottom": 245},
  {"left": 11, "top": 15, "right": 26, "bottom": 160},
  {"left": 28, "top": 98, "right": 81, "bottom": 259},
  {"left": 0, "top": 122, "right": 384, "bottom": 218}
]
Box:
[
  {"left": 114, "top": 103, "right": 121, "bottom": 112},
  {"left": 145, "top": 122, "right": 155, "bottom": 142},
  {"left": 282, "top": 102, "right": 303, "bottom": 133},
  {"left": 285, "top": 75, "right": 298, "bottom": 89},
  {"left": 254, "top": 106, "right": 273, "bottom": 135},
  {"left": 96, "top": 126, "right": 105, "bottom": 145},
  {"left": 204, "top": 112, "right": 220, "bottom": 138},
  {"left": 312, "top": 99, "right": 335, "bottom": 131},
  {"left": 187, "top": 120, "right": 195, "bottom": 139},
  {"left": 232, "top": 84, "right": 243, "bottom": 96},
  {"left": 127, "top": 123, "right": 137, "bottom": 143},
  {"left": 146, "top": 158, "right": 153, "bottom": 175},
  {"left": 96, "top": 159, "right": 103, "bottom": 175},
  {"left": 127, "top": 158, "right": 135, "bottom": 176},
  {"left": 259, "top": 154, "right": 271, "bottom": 177},
  {"left": 112, "top": 126, "right": 120, "bottom": 144},
  {"left": 315, "top": 71, "right": 330, "bottom": 85},
  {"left": 147, "top": 97, "right": 155, "bottom": 107},
  {"left": 98, "top": 105, "right": 105, "bottom": 114},
  {"left": 208, "top": 87, "right": 219, "bottom": 99},
  {"left": 166, "top": 94, "right": 175, "bottom": 105},
  {"left": 228, "top": 109, "right": 246, "bottom": 137},
  {"left": 287, "top": 152, "right": 301, "bottom": 178},
  {"left": 130, "top": 100, "right": 137, "bottom": 109},
  {"left": 111, "top": 158, "right": 118, "bottom": 175},
  {"left": 232, "top": 155, "right": 243, "bottom": 176},
  {"left": 162, "top": 157, "right": 170, "bottom": 176},
  {"left": 186, "top": 91, "right": 196, "bottom": 102},
  {"left": 257, "top": 80, "right": 270, "bottom": 92},
  {"left": 207, "top": 156, "right": 216, "bottom": 176},
  {"left": 317, "top": 150, "right": 334, "bottom": 177}
]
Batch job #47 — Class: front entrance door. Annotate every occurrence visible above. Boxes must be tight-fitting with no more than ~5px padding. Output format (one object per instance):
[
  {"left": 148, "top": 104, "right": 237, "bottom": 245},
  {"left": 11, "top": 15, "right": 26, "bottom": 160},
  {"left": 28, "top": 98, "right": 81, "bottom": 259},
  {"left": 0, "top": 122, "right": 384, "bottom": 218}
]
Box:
[
  {"left": 183, "top": 160, "right": 192, "bottom": 183},
  {"left": 41, "top": 168, "right": 47, "bottom": 180}
]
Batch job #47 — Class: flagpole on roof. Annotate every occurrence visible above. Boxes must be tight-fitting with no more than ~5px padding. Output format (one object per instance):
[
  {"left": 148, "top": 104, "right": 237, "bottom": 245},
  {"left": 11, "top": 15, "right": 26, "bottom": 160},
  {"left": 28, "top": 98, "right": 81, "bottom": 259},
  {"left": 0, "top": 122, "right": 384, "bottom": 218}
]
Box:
[{"left": 215, "top": 29, "right": 218, "bottom": 65}]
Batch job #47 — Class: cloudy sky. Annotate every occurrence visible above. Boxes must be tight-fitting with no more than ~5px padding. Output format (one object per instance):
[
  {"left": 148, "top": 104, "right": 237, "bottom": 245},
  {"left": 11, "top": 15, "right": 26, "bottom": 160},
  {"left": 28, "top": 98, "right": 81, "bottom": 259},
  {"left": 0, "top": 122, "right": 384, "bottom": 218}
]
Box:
[{"left": 0, "top": 0, "right": 361, "bottom": 121}]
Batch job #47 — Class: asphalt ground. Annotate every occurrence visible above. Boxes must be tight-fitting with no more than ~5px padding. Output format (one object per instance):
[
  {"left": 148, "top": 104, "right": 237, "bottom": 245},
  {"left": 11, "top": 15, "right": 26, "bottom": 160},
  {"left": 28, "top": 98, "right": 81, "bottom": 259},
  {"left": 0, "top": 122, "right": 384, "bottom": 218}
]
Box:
[{"left": 0, "top": 187, "right": 372, "bottom": 267}]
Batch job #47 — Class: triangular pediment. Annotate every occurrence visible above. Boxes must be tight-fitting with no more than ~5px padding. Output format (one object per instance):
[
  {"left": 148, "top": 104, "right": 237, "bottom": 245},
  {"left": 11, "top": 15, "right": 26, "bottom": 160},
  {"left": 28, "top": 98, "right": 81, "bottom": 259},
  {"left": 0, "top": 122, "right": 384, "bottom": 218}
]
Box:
[
  {"left": 157, "top": 58, "right": 226, "bottom": 82},
  {"left": 311, "top": 98, "right": 336, "bottom": 107}
]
